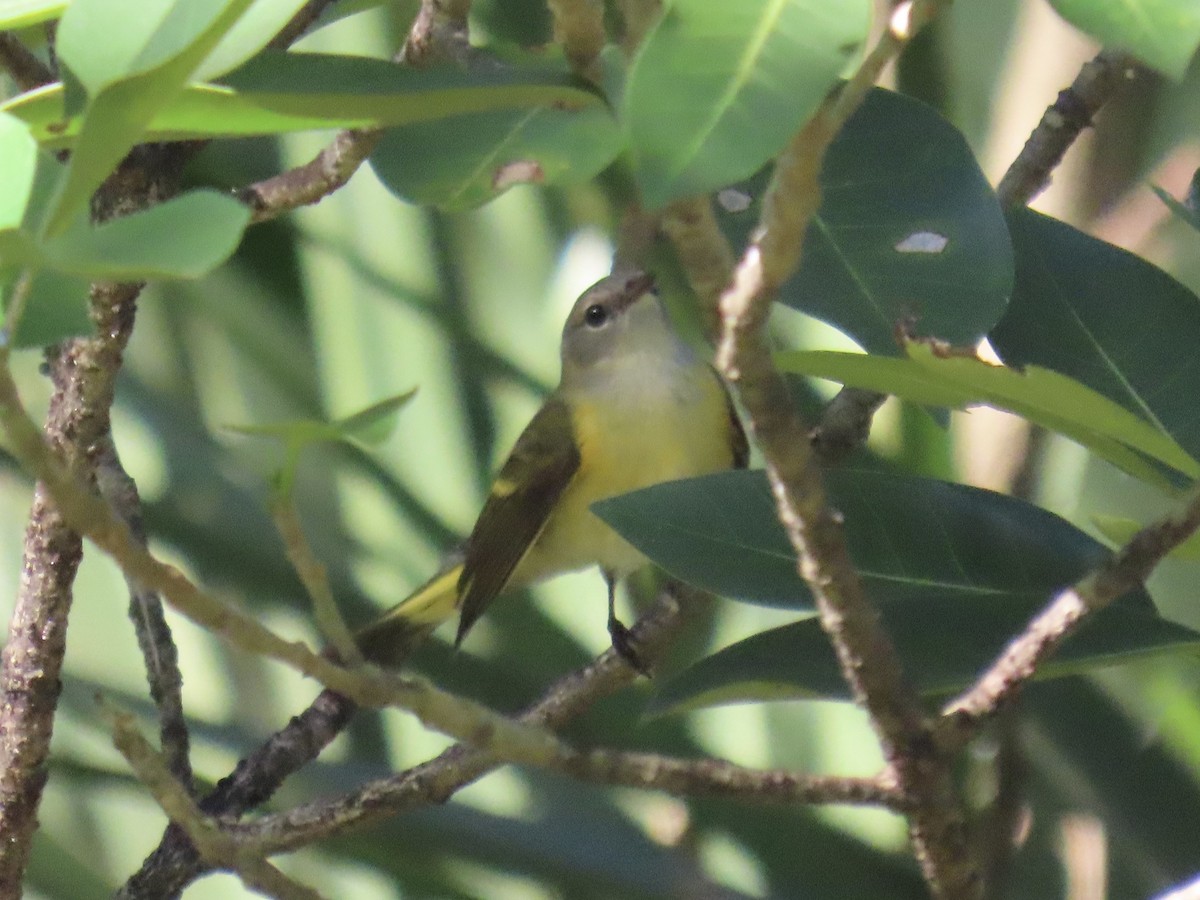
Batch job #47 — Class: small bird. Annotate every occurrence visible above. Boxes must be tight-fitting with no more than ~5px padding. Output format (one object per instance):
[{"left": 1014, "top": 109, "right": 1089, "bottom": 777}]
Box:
[{"left": 355, "top": 270, "right": 747, "bottom": 671}]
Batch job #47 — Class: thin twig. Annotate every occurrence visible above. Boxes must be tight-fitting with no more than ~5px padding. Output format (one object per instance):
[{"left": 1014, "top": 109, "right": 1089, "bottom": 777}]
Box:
[
  {"left": 122, "top": 586, "right": 687, "bottom": 896},
  {"left": 239, "top": 0, "right": 472, "bottom": 224},
  {"left": 105, "top": 702, "right": 325, "bottom": 900},
  {"left": 271, "top": 496, "right": 362, "bottom": 666},
  {"left": 996, "top": 48, "right": 1140, "bottom": 209},
  {"left": 96, "top": 438, "right": 193, "bottom": 790},
  {"left": 0, "top": 32, "right": 53, "bottom": 93},
  {"left": 941, "top": 483, "right": 1200, "bottom": 742},
  {"left": 265, "top": 0, "right": 340, "bottom": 51}
]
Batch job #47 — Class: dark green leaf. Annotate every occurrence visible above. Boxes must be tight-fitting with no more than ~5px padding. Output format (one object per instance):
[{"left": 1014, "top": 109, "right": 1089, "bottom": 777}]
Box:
[
  {"left": 990, "top": 208, "right": 1200, "bottom": 469},
  {"left": 370, "top": 101, "right": 623, "bottom": 210},
  {"left": 777, "top": 343, "right": 1200, "bottom": 486},
  {"left": 1152, "top": 181, "right": 1200, "bottom": 232},
  {"left": 1048, "top": 0, "right": 1200, "bottom": 79},
  {"left": 39, "top": 190, "right": 250, "bottom": 280},
  {"left": 651, "top": 596, "right": 1200, "bottom": 712},
  {"left": 716, "top": 89, "right": 1012, "bottom": 354},
  {"left": 623, "top": 0, "right": 870, "bottom": 208},
  {"left": 595, "top": 468, "right": 1122, "bottom": 611}
]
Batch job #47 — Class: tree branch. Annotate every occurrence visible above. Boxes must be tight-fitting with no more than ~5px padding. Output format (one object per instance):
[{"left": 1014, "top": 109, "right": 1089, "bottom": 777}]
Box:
[
  {"left": 666, "top": 3, "right": 981, "bottom": 897},
  {"left": 996, "top": 48, "right": 1140, "bottom": 209},
  {"left": 0, "top": 142, "right": 192, "bottom": 895},
  {"left": 238, "top": 0, "right": 471, "bottom": 224},
  {"left": 96, "top": 438, "right": 193, "bottom": 790},
  {"left": 941, "top": 484, "right": 1200, "bottom": 742}
]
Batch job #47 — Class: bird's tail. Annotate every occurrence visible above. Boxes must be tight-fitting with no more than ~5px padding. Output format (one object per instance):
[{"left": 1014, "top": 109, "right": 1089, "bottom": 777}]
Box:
[{"left": 354, "top": 564, "right": 463, "bottom": 667}]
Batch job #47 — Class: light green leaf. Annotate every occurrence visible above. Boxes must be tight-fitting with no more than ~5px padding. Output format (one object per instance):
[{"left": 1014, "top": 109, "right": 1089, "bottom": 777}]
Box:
[
  {"left": 623, "top": 0, "right": 870, "bottom": 207},
  {"left": 37, "top": 190, "right": 250, "bottom": 280},
  {"left": 45, "top": 0, "right": 259, "bottom": 235},
  {"left": 991, "top": 208, "right": 1200, "bottom": 472},
  {"left": 0, "top": 113, "right": 38, "bottom": 232},
  {"left": 777, "top": 342, "right": 1200, "bottom": 486},
  {"left": 1093, "top": 514, "right": 1200, "bottom": 561},
  {"left": 228, "top": 389, "right": 416, "bottom": 493},
  {"left": 193, "top": 0, "right": 315, "bottom": 80},
  {"left": 1048, "top": 0, "right": 1200, "bottom": 79},
  {"left": 0, "top": 0, "right": 66, "bottom": 29},
  {"left": 2, "top": 53, "right": 607, "bottom": 146}
]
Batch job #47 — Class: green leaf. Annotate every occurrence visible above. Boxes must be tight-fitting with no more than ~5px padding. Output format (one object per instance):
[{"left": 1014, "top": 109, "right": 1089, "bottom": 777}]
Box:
[
  {"left": 193, "top": 0, "right": 317, "bottom": 81},
  {"left": 623, "top": 0, "right": 870, "bottom": 208},
  {"left": 651, "top": 597, "right": 1200, "bottom": 712},
  {"left": 370, "top": 101, "right": 624, "bottom": 210},
  {"left": 777, "top": 342, "right": 1200, "bottom": 486},
  {"left": 595, "top": 467, "right": 1125, "bottom": 610},
  {"left": 991, "top": 208, "right": 1200, "bottom": 472},
  {"left": 227, "top": 388, "right": 416, "bottom": 493},
  {"left": 715, "top": 89, "right": 1012, "bottom": 354},
  {"left": 0, "top": 0, "right": 66, "bottom": 29},
  {"left": 38, "top": 190, "right": 250, "bottom": 280},
  {"left": 2, "top": 52, "right": 608, "bottom": 147},
  {"left": 1, "top": 266, "right": 91, "bottom": 348},
  {"left": 1093, "top": 514, "right": 1200, "bottom": 561},
  {"left": 1048, "top": 0, "right": 1200, "bottom": 79},
  {"left": 0, "top": 113, "right": 38, "bottom": 232},
  {"left": 45, "top": 0, "right": 260, "bottom": 234}
]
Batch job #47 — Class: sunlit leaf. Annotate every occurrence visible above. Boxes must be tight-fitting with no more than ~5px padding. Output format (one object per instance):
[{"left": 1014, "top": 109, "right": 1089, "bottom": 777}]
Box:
[
  {"left": 777, "top": 342, "right": 1200, "bottom": 486},
  {"left": 1048, "top": 0, "right": 1200, "bottom": 79},
  {"left": 991, "top": 208, "right": 1200, "bottom": 471},
  {"left": 0, "top": 0, "right": 66, "bottom": 29},
  {"left": 623, "top": 0, "right": 870, "bottom": 208}
]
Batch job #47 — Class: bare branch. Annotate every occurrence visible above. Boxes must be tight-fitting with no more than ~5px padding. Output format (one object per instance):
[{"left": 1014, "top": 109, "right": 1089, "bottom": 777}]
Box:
[
  {"left": 941, "top": 484, "right": 1200, "bottom": 741},
  {"left": 106, "top": 703, "right": 325, "bottom": 900},
  {"left": 96, "top": 438, "right": 193, "bottom": 790},
  {"left": 996, "top": 48, "right": 1139, "bottom": 208},
  {"left": 0, "top": 32, "right": 53, "bottom": 93},
  {"left": 122, "top": 586, "right": 689, "bottom": 895},
  {"left": 239, "top": 0, "right": 472, "bottom": 225}
]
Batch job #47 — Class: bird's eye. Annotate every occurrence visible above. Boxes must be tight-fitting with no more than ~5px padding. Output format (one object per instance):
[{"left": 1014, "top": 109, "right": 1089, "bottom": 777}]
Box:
[{"left": 583, "top": 304, "right": 608, "bottom": 328}]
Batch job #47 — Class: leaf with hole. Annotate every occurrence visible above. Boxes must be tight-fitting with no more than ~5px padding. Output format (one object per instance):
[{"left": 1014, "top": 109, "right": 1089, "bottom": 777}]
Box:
[{"left": 715, "top": 89, "right": 1012, "bottom": 354}]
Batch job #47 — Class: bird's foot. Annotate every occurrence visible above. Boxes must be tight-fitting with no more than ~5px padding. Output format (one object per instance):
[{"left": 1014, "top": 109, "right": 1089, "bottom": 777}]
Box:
[{"left": 608, "top": 616, "right": 652, "bottom": 677}]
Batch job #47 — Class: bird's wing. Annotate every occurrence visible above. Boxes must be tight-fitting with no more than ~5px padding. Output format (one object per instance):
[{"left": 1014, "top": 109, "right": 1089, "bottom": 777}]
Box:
[{"left": 456, "top": 396, "right": 581, "bottom": 644}]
